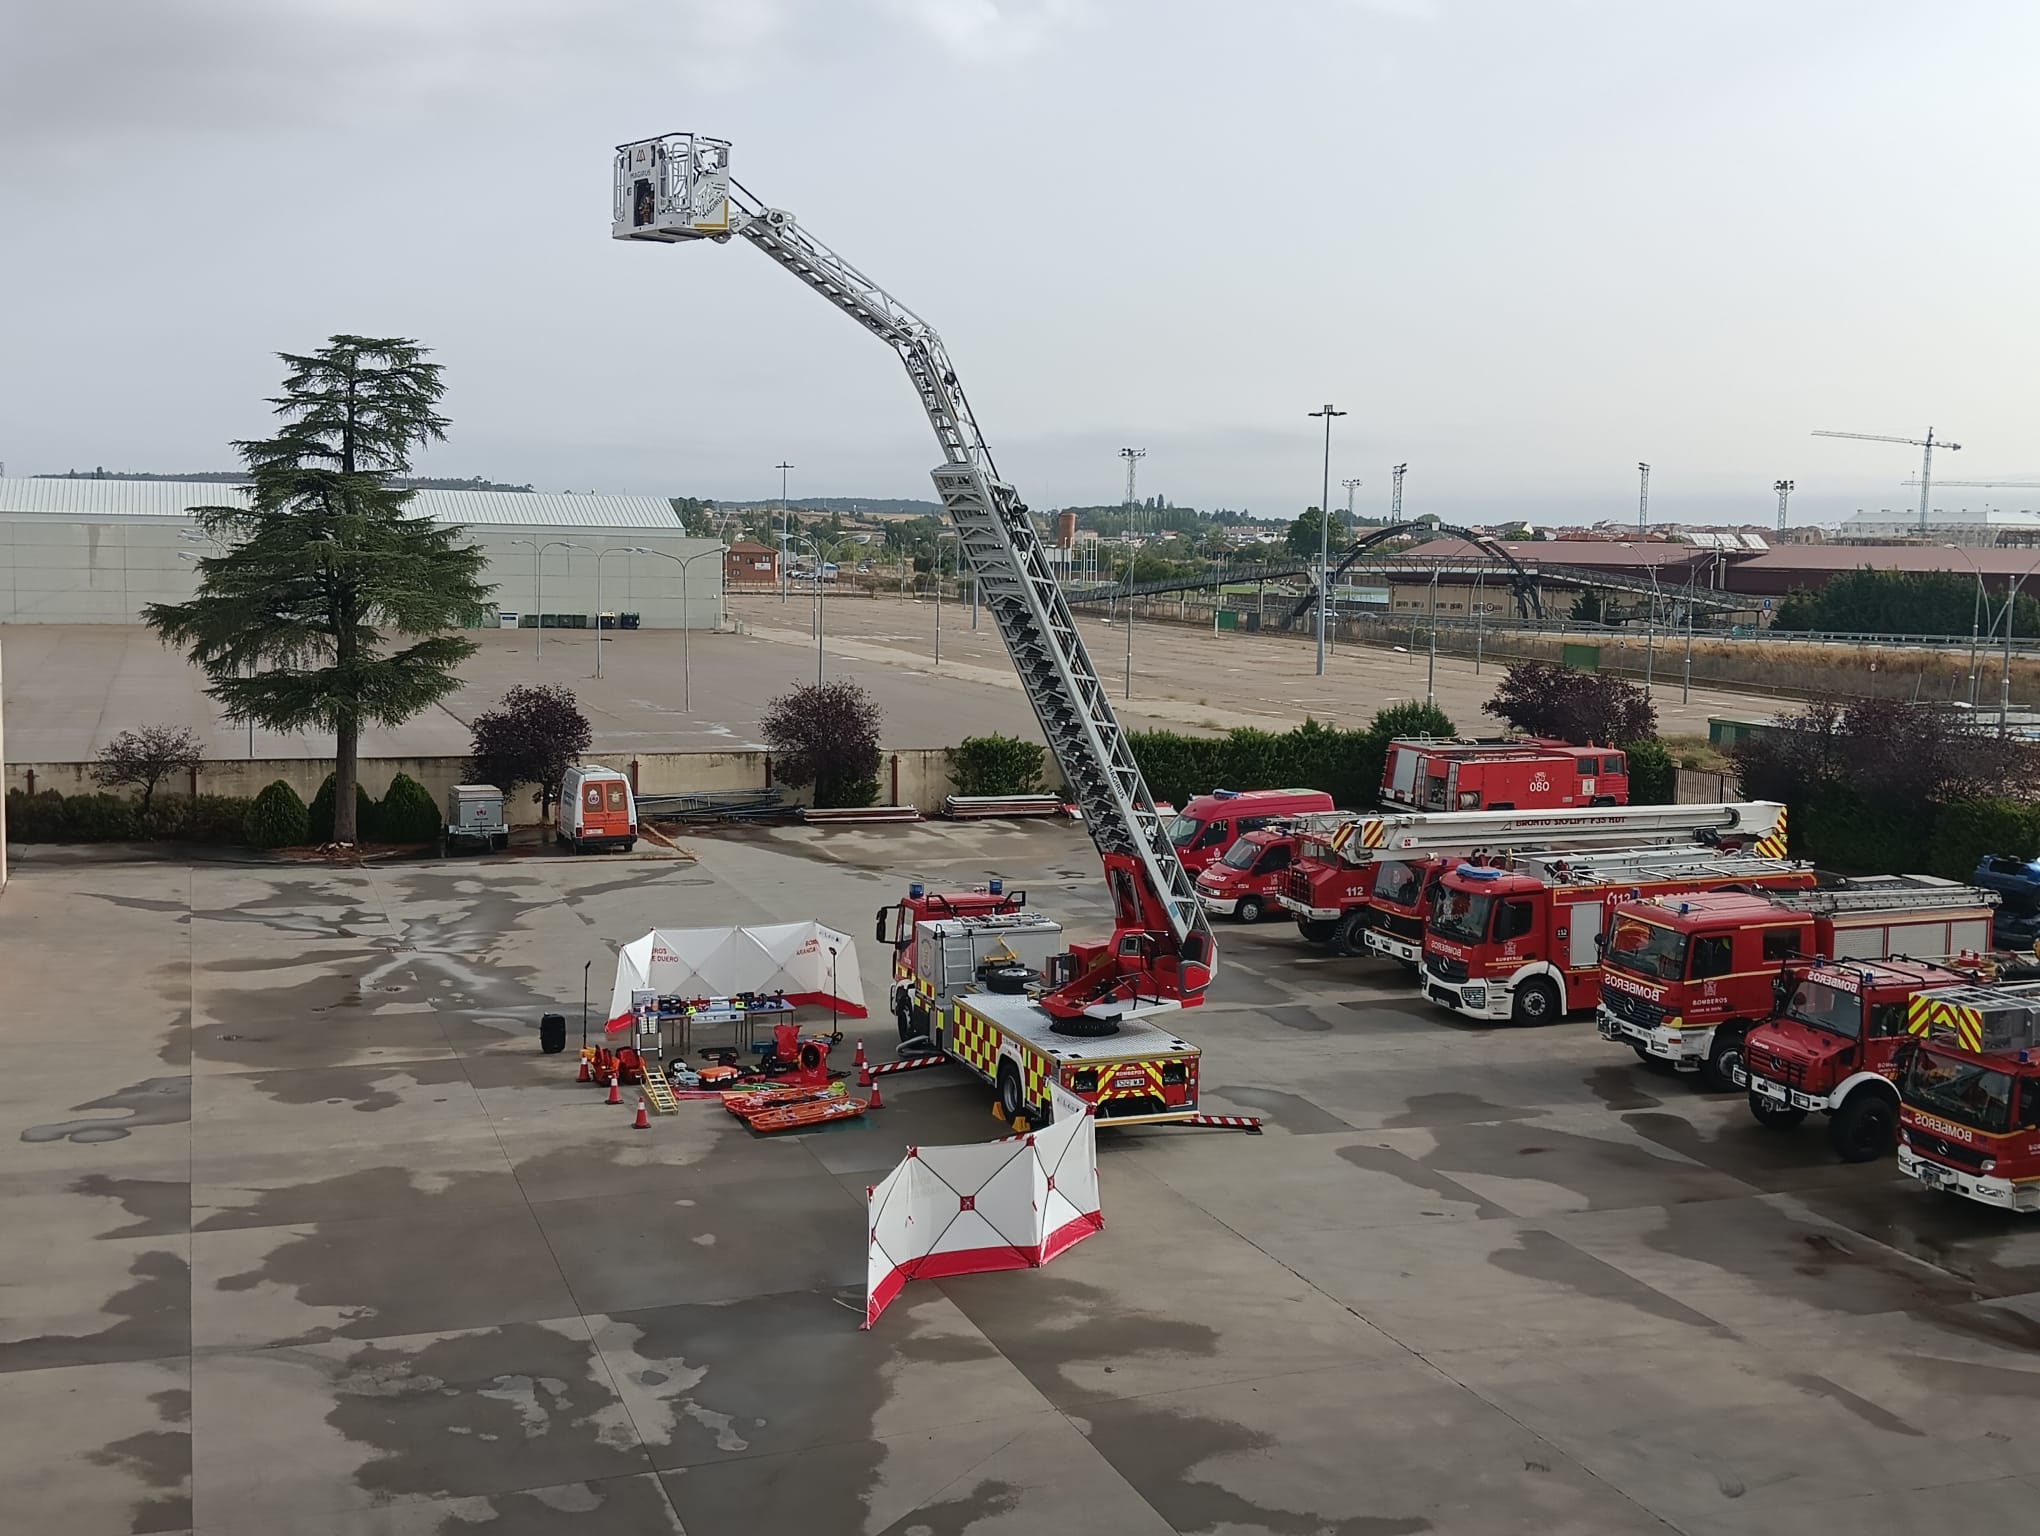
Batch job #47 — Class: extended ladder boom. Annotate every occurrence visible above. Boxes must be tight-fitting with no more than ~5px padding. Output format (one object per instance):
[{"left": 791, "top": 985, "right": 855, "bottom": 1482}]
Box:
[
  {"left": 1772, "top": 881, "right": 1998, "bottom": 916},
  {"left": 612, "top": 133, "right": 1214, "bottom": 999},
  {"left": 1295, "top": 801, "right": 1788, "bottom": 864}
]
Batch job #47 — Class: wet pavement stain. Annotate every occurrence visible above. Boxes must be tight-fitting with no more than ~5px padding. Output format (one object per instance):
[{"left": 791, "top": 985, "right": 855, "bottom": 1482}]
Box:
[
  {"left": 71, "top": 1174, "right": 190, "bottom": 1239},
  {"left": 872, "top": 1478, "right": 1020, "bottom": 1535},
  {"left": 1782, "top": 1372, "right": 1924, "bottom": 1436},
  {"left": 1585, "top": 1065, "right": 1662, "bottom": 1112},
  {"left": 239, "top": 1057, "right": 472, "bottom": 1111},
  {"left": 196, "top": 1163, "right": 507, "bottom": 1233},
  {"left": 0, "top": 1249, "right": 189, "bottom": 1371},
  {"left": 431, "top": 1475, "right": 684, "bottom": 1533},
  {"left": 1336, "top": 1144, "right": 1509, "bottom": 1220},
  {"left": 1383, "top": 1092, "right": 1539, "bottom": 1129},
  {"left": 21, "top": 1077, "right": 190, "bottom": 1144},
  {"left": 1221, "top": 1088, "right": 1354, "bottom": 1135},
  {"left": 1489, "top": 1229, "right": 1723, "bottom": 1333},
  {"left": 84, "top": 1386, "right": 191, "bottom": 1534},
  {"left": 325, "top": 1323, "right": 645, "bottom": 1502},
  {"left": 1083, "top": 1401, "right": 1432, "bottom": 1536},
  {"left": 1257, "top": 1005, "right": 1335, "bottom": 1034},
  {"left": 1897, "top": 1353, "right": 2040, "bottom": 1402}
]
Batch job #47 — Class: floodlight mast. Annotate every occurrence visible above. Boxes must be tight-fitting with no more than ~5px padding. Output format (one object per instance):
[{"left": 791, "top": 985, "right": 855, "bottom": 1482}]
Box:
[{"left": 612, "top": 133, "right": 1215, "bottom": 1012}]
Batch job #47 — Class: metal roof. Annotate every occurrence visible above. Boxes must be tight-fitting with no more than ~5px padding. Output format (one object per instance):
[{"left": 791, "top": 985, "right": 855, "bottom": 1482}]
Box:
[{"left": 0, "top": 477, "right": 684, "bottom": 531}]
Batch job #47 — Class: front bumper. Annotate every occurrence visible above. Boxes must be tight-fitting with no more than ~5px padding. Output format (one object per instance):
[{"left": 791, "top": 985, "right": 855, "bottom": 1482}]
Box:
[
  {"left": 1365, "top": 930, "right": 1422, "bottom": 964},
  {"left": 1898, "top": 1146, "right": 2040, "bottom": 1211},
  {"left": 1737, "top": 1068, "right": 1829, "bottom": 1114},
  {"left": 1276, "top": 895, "right": 1339, "bottom": 921},
  {"left": 1596, "top": 1009, "right": 1709, "bottom": 1071},
  {"left": 1196, "top": 891, "right": 1240, "bottom": 916},
  {"left": 1421, "top": 967, "right": 1510, "bottom": 1021}
]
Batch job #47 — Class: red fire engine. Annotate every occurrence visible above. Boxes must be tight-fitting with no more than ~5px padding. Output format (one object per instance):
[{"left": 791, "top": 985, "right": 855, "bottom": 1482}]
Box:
[
  {"left": 1736, "top": 958, "right": 1975, "bottom": 1162},
  {"left": 1595, "top": 878, "right": 1997, "bottom": 1089},
  {"left": 1897, "top": 981, "right": 2040, "bottom": 1210},
  {"left": 1279, "top": 801, "right": 1790, "bottom": 958},
  {"left": 1379, "top": 737, "right": 1630, "bottom": 813},
  {"left": 1193, "top": 827, "right": 1298, "bottom": 924},
  {"left": 1421, "top": 845, "right": 1815, "bottom": 1025}
]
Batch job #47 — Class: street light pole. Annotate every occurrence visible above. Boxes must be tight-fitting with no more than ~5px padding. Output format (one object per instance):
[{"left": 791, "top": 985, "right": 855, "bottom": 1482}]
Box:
[
  {"left": 594, "top": 545, "right": 638, "bottom": 680},
  {"left": 775, "top": 462, "right": 794, "bottom": 605},
  {"left": 1309, "top": 404, "right": 1347, "bottom": 677},
  {"left": 631, "top": 544, "right": 727, "bottom": 711},
  {"left": 1425, "top": 564, "right": 1439, "bottom": 707},
  {"left": 1643, "top": 563, "right": 1660, "bottom": 696},
  {"left": 508, "top": 538, "right": 588, "bottom": 662}
]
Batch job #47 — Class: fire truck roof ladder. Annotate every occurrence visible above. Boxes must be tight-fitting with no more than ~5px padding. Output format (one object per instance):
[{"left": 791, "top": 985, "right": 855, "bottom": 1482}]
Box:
[
  {"left": 1294, "top": 801, "right": 1788, "bottom": 862},
  {"left": 1772, "top": 883, "right": 1998, "bottom": 916},
  {"left": 1503, "top": 845, "right": 1804, "bottom": 887},
  {"left": 614, "top": 133, "right": 1215, "bottom": 995}
]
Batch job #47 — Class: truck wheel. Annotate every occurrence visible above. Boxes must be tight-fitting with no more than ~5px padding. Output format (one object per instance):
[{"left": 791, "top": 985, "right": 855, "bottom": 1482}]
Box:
[
  {"left": 997, "top": 1063, "right": 1026, "bottom": 1123},
  {"left": 1828, "top": 1090, "right": 1897, "bottom": 1163},
  {"left": 1297, "top": 919, "right": 1336, "bottom": 946},
  {"left": 894, "top": 996, "right": 915, "bottom": 1042},
  {"left": 982, "top": 963, "right": 1030, "bottom": 995},
  {"left": 1747, "top": 1091, "right": 1806, "bottom": 1129},
  {"left": 1332, "top": 911, "right": 1371, "bottom": 957},
  {"left": 1236, "top": 896, "right": 1265, "bottom": 924},
  {"left": 1700, "top": 1028, "right": 1748, "bottom": 1094},
  {"left": 1511, "top": 978, "right": 1561, "bottom": 1025}
]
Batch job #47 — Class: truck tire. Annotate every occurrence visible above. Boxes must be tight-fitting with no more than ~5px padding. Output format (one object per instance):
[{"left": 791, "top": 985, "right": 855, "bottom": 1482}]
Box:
[
  {"left": 1701, "top": 1027, "right": 1748, "bottom": 1094},
  {"left": 1511, "top": 977, "right": 1561, "bottom": 1026},
  {"left": 1747, "top": 1091, "right": 1806, "bottom": 1130},
  {"left": 895, "top": 996, "right": 916, "bottom": 1042},
  {"left": 1332, "top": 910, "right": 1371, "bottom": 957},
  {"left": 1828, "top": 1089, "right": 1897, "bottom": 1163},
  {"left": 1297, "top": 918, "right": 1337, "bottom": 946},
  {"left": 1236, "top": 896, "right": 1265, "bottom": 924},
  {"left": 982, "top": 963, "right": 1030, "bottom": 995},
  {"left": 997, "top": 1062, "right": 1026, "bottom": 1123}
]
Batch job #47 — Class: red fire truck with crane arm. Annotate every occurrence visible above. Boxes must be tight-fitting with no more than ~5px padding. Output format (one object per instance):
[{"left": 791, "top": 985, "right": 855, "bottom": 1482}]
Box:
[
  {"left": 1735, "top": 958, "right": 1980, "bottom": 1162},
  {"left": 1897, "top": 981, "right": 2040, "bottom": 1209},
  {"left": 616, "top": 133, "right": 1238, "bottom": 1130},
  {"left": 1596, "top": 878, "right": 1998, "bottom": 1090},
  {"left": 1276, "top": 801, "right": 1789, "bottom": 957},
  {"left": 1420, "top": 844, "right": 1817, "bottom": 1025}
]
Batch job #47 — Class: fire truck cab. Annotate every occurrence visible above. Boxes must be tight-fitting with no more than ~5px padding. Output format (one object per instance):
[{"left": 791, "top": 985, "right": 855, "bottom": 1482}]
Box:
[
  {"left": 876, "top": 881, "right": 1030, "bottom": 1037},
  {"left": 1194, "top": 827, "right": 1298, "bottom": 923},
  {"left": 1898, "top": 981, "right": 2040, "bottom": 1210},
  {"left": 1738, "top": 959, "right": 1971, "bottom": 1161},
  {"left": 1595, "top": 878, "right": 1995, "bottom": 1090},
  {"left": 1421, "top": 847, "right": 1816, "bottom": 1025}
]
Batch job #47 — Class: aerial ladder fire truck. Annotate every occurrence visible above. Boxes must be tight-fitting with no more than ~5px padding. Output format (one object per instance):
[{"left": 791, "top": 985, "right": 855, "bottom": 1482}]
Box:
[
  {"left": 1276, "top": 800, "right": 1789, "bottom": 956},
  {"left": 614, "top": 134, "right": 1232, "bottom": 1131}
]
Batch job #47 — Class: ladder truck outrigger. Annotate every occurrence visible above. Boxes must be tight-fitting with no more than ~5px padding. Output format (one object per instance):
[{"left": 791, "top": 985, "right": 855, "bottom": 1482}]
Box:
[{"left": 614, "top": 134, "right": 1240, "bottom": 1132}]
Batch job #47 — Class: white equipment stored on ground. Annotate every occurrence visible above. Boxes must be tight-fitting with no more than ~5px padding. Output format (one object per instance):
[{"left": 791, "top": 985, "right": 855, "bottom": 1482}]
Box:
[{"left": 613, "top": 133, "right": 1214, "bottom": 1029}]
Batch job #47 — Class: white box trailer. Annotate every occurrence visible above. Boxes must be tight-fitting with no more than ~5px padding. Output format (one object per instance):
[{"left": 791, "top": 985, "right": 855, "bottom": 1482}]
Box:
[{"left": 446, "top": 784, "right": 509, "bottom": 852}]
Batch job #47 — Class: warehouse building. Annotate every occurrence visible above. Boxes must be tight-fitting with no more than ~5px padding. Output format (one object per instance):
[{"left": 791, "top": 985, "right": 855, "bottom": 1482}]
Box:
[{"left": 0, "top": 478, "right": 723, "bottom": 628}]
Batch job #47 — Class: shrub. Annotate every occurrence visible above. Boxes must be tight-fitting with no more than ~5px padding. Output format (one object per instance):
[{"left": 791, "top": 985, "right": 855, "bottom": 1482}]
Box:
[
  {"left": 1125, "top": 704, "right": 1458, "bottom": 811},
  {"left": 1487, "top": 662, "right": 1656, "bottom": 746},
  {"left": 947, "top": 735, "right": 1047, "bottom": 797},
  {"left": 1623, "top": 739, "right": 1676, "bottom": 806},
  {"left": 468, "top": 683, "right": 593, "bottom": 821},
  {"left": 378, "top": 773, "right": 442, "bottom": 844},
  {"left": 90, "top": 725, "right": 204, "bottom": 812},
  {"left": 244, "top": 780, "right": 310, "bottom": 849},
  {"left": 5, "top": 788, "right": 255, "bottom": 845},
  {"left": 4, "top": 789, "right": 82, "bottom": 842},
  {"left": 762, "top": 681, "right": 883, "bottom": 808},
  {"left": 308, "top": 774, "right": 381, "bottom": 843},
  {"left": 1929, "top": 799, "right": 2040, "bottom": 880}
]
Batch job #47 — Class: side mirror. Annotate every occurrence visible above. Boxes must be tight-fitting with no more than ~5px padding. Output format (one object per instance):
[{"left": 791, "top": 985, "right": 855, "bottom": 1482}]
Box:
[
  {"left": 1594, "top": 932, "right": 1606, "bottom": 951},
  {"left": 873, "top": 907, "right": 890, "bottom": 944}
]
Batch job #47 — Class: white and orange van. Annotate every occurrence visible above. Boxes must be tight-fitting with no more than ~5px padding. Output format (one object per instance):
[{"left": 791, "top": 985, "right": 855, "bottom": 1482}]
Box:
[{"left": 558, "top": 765, "right": 638, "bottom": 853}]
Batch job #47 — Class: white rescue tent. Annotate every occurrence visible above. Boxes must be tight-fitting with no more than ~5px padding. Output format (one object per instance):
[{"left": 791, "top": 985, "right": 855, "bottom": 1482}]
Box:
[
  {"left": 864, "top": 1084, "right": 1102, "bottom": 1328},
  {"left": 604, "top": 921, "right": 866, "bottom": 1032}
]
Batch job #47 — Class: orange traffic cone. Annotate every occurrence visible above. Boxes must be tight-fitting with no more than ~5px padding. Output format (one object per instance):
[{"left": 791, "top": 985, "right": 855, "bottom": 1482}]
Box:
[
  {"left": 633, "top": 1097, "right": 650, "bottom": 1130},
  {"left": 867, "top": 1075, "right": 883, "bottom": 1110},
  {"left": 606, "top": 1075, "right": 622, "bottom": 1106},
  {"left": 576, "top": 1057, "right": 591, "bottom": 1083},
  {"left": 855, "top": 1039, "right": 871, "bottom": 1088}
]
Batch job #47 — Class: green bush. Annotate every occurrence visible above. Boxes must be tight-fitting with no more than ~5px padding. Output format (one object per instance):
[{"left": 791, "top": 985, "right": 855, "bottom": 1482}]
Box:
[
  {"left": 1623, "top": 739, "right": 1676, "bottom": 805},
  {"left": 307, "top": 773, "right": 382, "bottom": 842},
  {"left": 1929, "top": 799, "right": 2040, "bottom": 880},
  {"left": 815, "top": 774, "right": 879, "bottom": 809},
  {"left": 948, "top": 735, "right": 1048, "bottom": 797},
  {"left": 378, "top": 773, "right": 441, "bottom": 844},
  {"left": 5, "top": 789, "right": 82, "bottom": 841},
  {"left": 1126, "top": 705, "right": 1458, "bottom": 811},
  {"left": 244, "top": 780, "right": 310, "bottom": 849},
  {"left": 5, "top": 788, "right": 258, "bottom": 844}
]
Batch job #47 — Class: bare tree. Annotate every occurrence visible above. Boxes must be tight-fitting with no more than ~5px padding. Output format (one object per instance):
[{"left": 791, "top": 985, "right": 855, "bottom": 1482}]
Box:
[{"left": 91, "top": 726, "right": 204, "bottom": 812}]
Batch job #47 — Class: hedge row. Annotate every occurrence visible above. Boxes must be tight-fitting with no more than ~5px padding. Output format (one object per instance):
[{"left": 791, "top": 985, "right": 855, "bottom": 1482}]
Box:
[
  {"left": 7, "top": 771, "right": 446, "bottom": 849},
  {"left": 1786, "top": 790, "right": 2040, "bottom": 878}
]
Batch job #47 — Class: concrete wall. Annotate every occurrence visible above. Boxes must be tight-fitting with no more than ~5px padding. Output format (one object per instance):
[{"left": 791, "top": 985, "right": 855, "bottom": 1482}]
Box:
[
  {"left": 6, "top": 747, "right": 993, "bottom": 825},
  {"left": 0, "top": 514, "right": 724, "bottom": 629}
]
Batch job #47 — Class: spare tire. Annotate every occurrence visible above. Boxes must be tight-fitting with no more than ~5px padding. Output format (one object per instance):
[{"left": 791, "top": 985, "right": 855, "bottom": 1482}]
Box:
[
  {"left": 982, "top": 962, "right": 1031, "bottom": 995},
  {"left": 1050, "top": 1015, "right": 1121, "bottom": 1038}
]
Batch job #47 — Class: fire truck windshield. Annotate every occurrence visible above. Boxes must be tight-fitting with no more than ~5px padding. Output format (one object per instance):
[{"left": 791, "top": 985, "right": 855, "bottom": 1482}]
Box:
[
  {"left": 1605, "top": 915, "right": 1686, "bottom": 981},
  {"left": 1375, "top": 861, "right": 1421, "bottom": 907},
  {"left": 1431, "top": 887, "right": 1494, "bottom": 945},
  {"left": 1166, "top": 815, "right": 1201, "bottom": 847},
  {"left": 1219, "top": 839, "right": 1260, "bottom": 871},
  {"left": 1902, "top": 1047, "right": 2014, "bottom": 1135},
  {"left": 1787, "top": 979, "right": 1861, "bottom": 1040}
]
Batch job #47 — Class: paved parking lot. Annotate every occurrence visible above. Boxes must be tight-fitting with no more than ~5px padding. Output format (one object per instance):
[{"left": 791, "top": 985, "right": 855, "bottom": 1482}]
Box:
[{"left": 6, "top": 821, "right": 2040, "bottom": 1533}]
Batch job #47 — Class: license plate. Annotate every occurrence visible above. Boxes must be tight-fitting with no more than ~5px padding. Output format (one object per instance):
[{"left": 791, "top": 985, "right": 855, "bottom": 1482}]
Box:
[
  {"left": 1596, "top": 1018, "right": 1621, "bottom": 1041},
  {"left": 1755, "top": 1080, "right": 1786, "bottom": 1103},
  {"left": 1916, "top": 1164, "right": 1946, "bottom": 1186}
]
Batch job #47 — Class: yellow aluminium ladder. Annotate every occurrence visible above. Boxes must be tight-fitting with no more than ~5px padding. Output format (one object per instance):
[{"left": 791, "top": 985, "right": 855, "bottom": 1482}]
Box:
[{"left": 640, "top": 1066, "right": 680, "bottom": 1115}]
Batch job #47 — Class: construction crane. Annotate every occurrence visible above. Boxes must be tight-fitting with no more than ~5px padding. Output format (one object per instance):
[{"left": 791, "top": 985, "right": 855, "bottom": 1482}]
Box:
[
  {"left": 612, "top": 133, "right": 1216, "bottom": 1020},
  {"left": 1812, "top": 427, "right": 1961, "bottom": 536}
]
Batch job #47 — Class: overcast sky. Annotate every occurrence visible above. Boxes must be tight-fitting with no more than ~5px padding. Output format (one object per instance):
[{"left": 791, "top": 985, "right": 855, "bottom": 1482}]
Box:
[{"left": 4, "top": 1, "right": 2036, "bottom": 527}]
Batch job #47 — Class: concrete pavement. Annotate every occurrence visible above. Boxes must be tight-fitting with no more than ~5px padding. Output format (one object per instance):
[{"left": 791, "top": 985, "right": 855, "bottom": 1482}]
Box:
[{"left": 5, "top": 823, "right": 2039, "bottom": 1532}]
